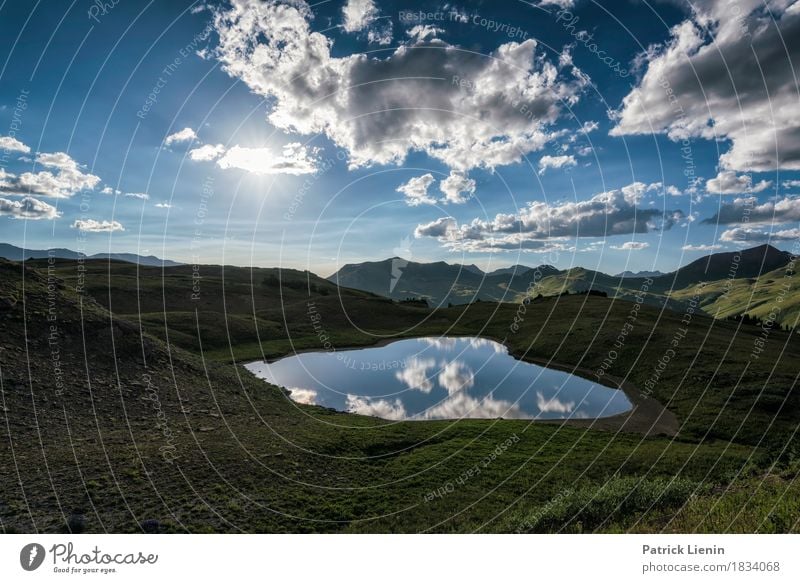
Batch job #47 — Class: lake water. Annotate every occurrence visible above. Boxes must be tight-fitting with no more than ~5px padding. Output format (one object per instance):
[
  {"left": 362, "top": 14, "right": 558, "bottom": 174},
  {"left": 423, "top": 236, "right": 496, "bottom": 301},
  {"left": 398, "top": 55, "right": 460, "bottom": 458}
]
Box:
[{"left": 245, "top": 337, "right": 632, "bottom": 421}]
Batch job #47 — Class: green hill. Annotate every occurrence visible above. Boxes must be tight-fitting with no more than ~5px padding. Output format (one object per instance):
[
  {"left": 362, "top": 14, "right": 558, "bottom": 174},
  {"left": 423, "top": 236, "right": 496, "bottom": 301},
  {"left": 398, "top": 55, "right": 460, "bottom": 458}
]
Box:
[{"left": 2, "top": 257, "right": 799, "bottom": 533}]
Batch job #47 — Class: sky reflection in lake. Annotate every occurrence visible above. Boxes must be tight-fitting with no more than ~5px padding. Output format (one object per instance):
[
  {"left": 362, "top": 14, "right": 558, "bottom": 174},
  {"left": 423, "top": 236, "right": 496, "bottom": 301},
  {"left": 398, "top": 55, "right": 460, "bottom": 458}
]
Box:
[{"left": 245, "top": 337, "right": 631, "bottom": 420}]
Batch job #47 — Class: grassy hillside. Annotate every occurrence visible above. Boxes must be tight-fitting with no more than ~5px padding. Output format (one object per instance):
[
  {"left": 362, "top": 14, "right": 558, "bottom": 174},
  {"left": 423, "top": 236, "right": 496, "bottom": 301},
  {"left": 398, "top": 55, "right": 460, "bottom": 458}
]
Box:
[
  {"left": 1, "top": 258, "right": 799, "bottom": 533},
  {"left": 669, "top": 263, "right": 800, "bottom": 329}
]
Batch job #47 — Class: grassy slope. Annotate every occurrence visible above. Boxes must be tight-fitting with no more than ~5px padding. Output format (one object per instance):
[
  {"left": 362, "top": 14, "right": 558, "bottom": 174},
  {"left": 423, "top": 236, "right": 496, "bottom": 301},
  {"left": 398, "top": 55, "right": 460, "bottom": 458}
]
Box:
[
  {"left": 1, "top": 258, "right": 798, "bottom": 533},
  {"left": 669, "top": 264, "right": 800, "bottom": 328}
]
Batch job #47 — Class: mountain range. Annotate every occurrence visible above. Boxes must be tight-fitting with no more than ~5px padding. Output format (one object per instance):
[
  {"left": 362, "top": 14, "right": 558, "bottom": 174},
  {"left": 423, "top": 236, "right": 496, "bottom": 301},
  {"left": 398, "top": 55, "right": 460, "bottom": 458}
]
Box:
[
  {"left": 328, "top": 244, "right": 798, "bottom": 328},
  {"left": 0, "top": 243, "right": 182, "bottom": 267}
]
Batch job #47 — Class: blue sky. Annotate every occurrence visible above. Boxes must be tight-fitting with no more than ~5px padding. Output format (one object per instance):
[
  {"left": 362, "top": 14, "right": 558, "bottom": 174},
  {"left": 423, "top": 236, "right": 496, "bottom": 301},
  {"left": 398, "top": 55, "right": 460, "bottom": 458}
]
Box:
[{"left": 1, "top": 0, "right": 799, "bottom": 276}]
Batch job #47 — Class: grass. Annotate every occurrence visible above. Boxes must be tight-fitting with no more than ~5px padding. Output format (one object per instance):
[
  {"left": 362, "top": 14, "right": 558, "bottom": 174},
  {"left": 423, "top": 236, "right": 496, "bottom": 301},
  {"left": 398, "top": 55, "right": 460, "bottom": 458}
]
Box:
[{"left": 0, "top": 257, "right": 798, "bottom": 533}]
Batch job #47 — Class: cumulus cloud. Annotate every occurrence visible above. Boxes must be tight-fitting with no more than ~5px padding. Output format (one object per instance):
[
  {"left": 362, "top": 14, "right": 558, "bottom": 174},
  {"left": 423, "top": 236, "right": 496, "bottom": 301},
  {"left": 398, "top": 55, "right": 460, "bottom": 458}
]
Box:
[
  {"left": 706, "top": 170, "right": 772, "bottom": 195},
  {"left": 719, "top": 227, "right": 800, "bottom": 243},
  {"left": 536, "top": 391, "right": 575, "bottom": 414},
  {"left": 394, "top": 357, "right": 436, "bottom": 392},
  {"left": 439, "top": 171, "right": 476, "bottom": 204},
  {"left": 189, "top": 143, "right": 226, "bottom": 161},
  {"left": 702, "top": 196, "right": 800, "bottom": 225},
  {"left": 288, "top": 387, "right": 317, "bottom": 405},
  {"left": 345, "top": 394, "right": 407, "bottom": 419},
  {"left": 0, "top": 152, "right": 100, "bottom": 198},
  {"left": 342, "top": 0, "right": 378, "bottom": 32},
  {"left": 682, "top": 244, "right": 722, "bottom": 251},
  {"left": 216, "top": 143, "right": 318, "bottom": 175},
  {"left": 0, "top": 135, "right": 30, "bottom": 153},
  {"left": 538, "top": 154, "right": 576, "bottom": 174},
  {"left": 611, "top": 3, "right": 800, "bottom": 172},
  {"left": 437, "top": 361, "right": 475, "bottom": 395},
  {"left": 782, "top": 179, "right": 800, "bottom": 189},
  {"left": 164, "top": 127, "right": 198, "bottom": 146},
  {"left": 100, "top": 186, "right": 121, "bottom": 196},
  {"left": 421, "top": 392, "right": 524, "bottom": 420},
  {"left": 415, "top": 183, "right": 683, "bottom": 252},
  {"left": 414, "top": 216, "right": 456, "bottom": 238},
  {"left": 397, "top": 174, "right": 436, "bottom": 206},
  {"left": 212, "top": 0, "right": 587, "bottom": 171},
  {"left": 610, "top": 241, "right": 649, "bottom": 250},
  {"left": 124, "top": 192, "right": 149, "bottom": 200},
  {"left": 0, "top": 196, "right": 60, "bottom": 220},
  {"left": 188, "top": 142, "right": 318, "bottom": 175},
  {"left": 71, "top": 219, "right": 125, "bottom": 232}
]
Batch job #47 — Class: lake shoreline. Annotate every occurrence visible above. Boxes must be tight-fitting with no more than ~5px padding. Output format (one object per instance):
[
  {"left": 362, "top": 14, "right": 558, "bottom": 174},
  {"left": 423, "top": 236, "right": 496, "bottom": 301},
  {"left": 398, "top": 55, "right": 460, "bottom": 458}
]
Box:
[{"left": 245, "top": 334, "right": 679, "bottom": 438}]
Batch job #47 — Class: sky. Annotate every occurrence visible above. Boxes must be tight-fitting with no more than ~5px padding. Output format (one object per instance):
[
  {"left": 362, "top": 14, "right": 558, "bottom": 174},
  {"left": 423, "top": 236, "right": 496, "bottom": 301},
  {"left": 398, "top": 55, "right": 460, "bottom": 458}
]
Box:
[{"left": 1, "top": 0, "right": 799, "bottom": 277}]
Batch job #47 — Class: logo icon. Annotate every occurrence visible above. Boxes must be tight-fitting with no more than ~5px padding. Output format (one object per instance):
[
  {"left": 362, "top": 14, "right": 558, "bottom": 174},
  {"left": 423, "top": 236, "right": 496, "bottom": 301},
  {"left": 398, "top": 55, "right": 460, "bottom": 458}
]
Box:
[
  {"left": 20, "top": 543, "right": 46, "bottom": 571},
  {"left": 390, "top": 236, "right": 413, "bottom": 293}
]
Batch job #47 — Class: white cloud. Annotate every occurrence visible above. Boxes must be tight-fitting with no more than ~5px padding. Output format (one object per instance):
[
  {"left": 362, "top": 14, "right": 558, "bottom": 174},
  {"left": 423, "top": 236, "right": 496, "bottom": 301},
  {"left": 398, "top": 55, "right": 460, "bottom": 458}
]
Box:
[
  {"left": 415, "top": 183, "right": 683, "bottom": 253},
  {"left": 0, "top": 196, "right": 60, "bottom": 220},
  {"left": 164, "top": 127, "right": 198, "bottom": 146},
  {"left": 681, "top": 244, "right": 722, "bottom": 251},
  {"left": 0, "top": 152, "right": 100, "bottom": 198},
  {"left": 782, "top": 179, "right": 800, "bottom": 189},
  {"left": 397, "top": 173, "right": 436, "bottom": 206},
  {"left": 538, "top": 154, "right": 576, "bottom": 174},
  {"left": 71, "top": 219, "right": 125, "bottom": 232},
  {"left": 154, "top": 202, "right": 172, "bottom": 208},
  {"left": 212, "top": 0, "right": 587, "bottom": 171},
  {"left": 421, "top": 392, "right": 524, "bottom": 420},
  {"left": 189, "top": 143, "right": 226, "bottom": 161},
  {"left": 414, "top": 216, "right": 456, "bottom": 238},
  {"left": 610, "top": 241, "right": 649, "bottom": 250},
  {"left": 536, "top": 391, "right": 575, "bottom": 414},
  {"left": 100, "top": 186, "right": 121, "bottom": 195},
  {"left": 342, "top": 0, "right": 378, "bottom": 32},
  {"left": 215, "top": 143, "right": 318, "bottom": 175},
  {"left": 440, "top": 171, "right": 476, "bottom": 204},
  {"left": 345, "top": 394, "right": 407, "bottom": 420},
  {"left": 538, "top": 0, "right": 575, "bottom": 9},
  {"left": 0, "top": 136, "right": 30, "bottom": 153},
  {"left": 720, "top": 227, "right": 800, "bottom": 243},
  {"left": 611, "top": 3, "right": 800, "bottom": 172},
  {"left": 124, "top": 192, "right": 149, "bottom": 200},
  {"left": 706, "top": 170, "right": 772, "bottom": 195},
  {"left": 703, "top": 196, "right": 800, "bottom": 225},
  {"left": 437, "top": 361, "right": 475, "bottom": 395},
  {"left": 287, "top": 387, "right": 317, "bottom": 405},
  {"left": 394, "top": 357, "right": 436, "bottom": 392},
  {"left": 407, "top": 24, "right": 444, "bottom": 41}
]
